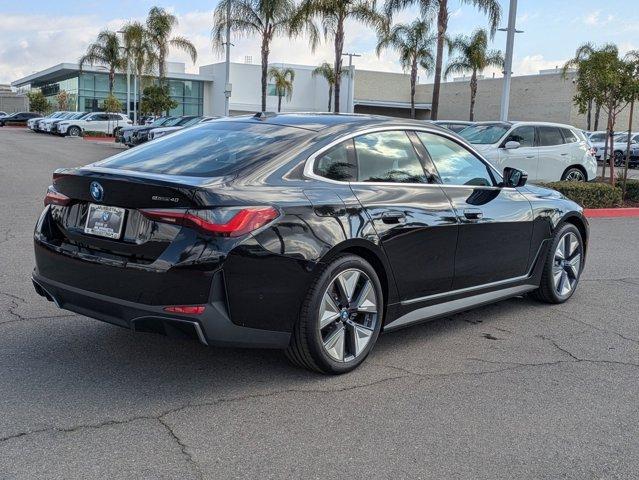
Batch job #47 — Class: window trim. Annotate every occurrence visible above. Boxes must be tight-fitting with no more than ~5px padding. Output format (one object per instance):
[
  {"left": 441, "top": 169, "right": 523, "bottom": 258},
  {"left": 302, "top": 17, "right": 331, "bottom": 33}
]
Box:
[{"left": 304, "top": 126, "right": 506, "bottom": 189}]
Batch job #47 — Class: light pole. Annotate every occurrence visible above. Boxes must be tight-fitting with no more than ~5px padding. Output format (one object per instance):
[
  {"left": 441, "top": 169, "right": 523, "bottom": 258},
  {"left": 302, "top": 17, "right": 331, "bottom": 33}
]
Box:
[
  {"left": 498, "top": 0, "right": 523, "bottom": 122},
  {"left": 342, "top": 52, "right": 360, "bottom": 113},
  {"left": 223, "top": 0, "right": 232, "bottom": 116}
]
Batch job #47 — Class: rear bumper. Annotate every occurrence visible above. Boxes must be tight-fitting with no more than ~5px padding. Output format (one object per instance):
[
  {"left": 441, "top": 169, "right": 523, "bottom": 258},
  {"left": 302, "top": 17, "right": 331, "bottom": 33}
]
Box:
[{"left": 32, "top": 272, "right": 291, "bottom": 349}]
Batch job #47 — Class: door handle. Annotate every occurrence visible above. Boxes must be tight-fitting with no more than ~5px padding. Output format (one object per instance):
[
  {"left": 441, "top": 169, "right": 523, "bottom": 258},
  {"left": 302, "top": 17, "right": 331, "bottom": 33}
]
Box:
[
  {"left": 381, "top": 212, "right": 406, "bottom": 224},
  {"left": 560, "top": 153, "right": 569, "bottom": 156},
  {"left": 463, "top": 208, "right": 483, "bottom": 220},
  {"left": 525, "top": 155, "right": 535, "bottom": 159}
]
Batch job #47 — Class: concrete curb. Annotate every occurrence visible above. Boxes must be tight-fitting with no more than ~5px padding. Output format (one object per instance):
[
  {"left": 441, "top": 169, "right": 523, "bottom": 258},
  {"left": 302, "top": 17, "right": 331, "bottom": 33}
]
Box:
[{"left": 584, "top": 208, "right": 639, "bottom": 218}]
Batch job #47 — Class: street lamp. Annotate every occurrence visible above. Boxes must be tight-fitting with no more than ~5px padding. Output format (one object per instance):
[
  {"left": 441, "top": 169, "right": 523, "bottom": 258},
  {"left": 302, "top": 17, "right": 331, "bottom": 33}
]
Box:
[
  {"left": 342, "top": 52, "right": 361, "bottom": 113},
  {"left": 498, "top": 0, "right": 524, "bottom": 122}
]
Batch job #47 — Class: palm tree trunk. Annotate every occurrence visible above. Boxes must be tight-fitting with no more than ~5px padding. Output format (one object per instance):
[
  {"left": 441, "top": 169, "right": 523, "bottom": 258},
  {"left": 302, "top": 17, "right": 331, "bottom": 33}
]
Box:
[
  {"left": 469, "top": 70, "right": 478, "bottom": 122},
  {"left": 586, "top": 98, "right": 592, "bottom": 131},
  {"left": 431, "top": 0, "right": 448, "bottom": 121},
  {"left": 109, "top": 68, "right": 115, "bottom": 95},
  {"left": 602, "top": 109, "right": 612, "bottom": 181},
  {"left": 333, "top": 16, "right": 345, "bottom": 114},
  {"left": 328, "top": 85, "right": 333, "bottom": 112},
  {"left": 278, "top": 95, "right": 282, "bottom": 112},
  {"left": 260, "top": 34, "right": 269, "bottom": 112},
  {"left": 594, "top": 103, "right": 601, "bottom": 130},
  {"left": 410, "top": 59, "right": 417, "bottom": 119}
]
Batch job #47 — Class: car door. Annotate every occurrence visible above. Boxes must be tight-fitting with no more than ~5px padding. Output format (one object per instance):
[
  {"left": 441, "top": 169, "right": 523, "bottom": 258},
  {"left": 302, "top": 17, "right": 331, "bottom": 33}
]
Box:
[
  {"left": 344, "top": 129, "right": 459, "bottom": 301},
  {"left": 415, "top": 131, "right": 534, "bottom": 290},
  {"left": 497, "top": 125, "right": 539, "bottom": 181},
  {"left": 88, "top": 113, "right": 110, "bottom": 133},
  {"left": 536, "top": 126, "right": 569, "bottom": 182}
]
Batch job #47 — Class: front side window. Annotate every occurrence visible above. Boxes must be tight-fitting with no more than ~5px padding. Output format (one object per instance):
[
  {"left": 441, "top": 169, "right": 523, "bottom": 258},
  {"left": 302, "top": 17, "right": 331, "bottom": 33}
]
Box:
[
  {"left": 417, "top": 132, "right": 494, "bottom": 187},
  {"left": 314, "top": 140, "right": 356, "bottom": 181},
  {"left": 354, "top": 131, "right": 427, "bottom": 183},
  {"left": 505, "top": 126, "right": 535, "bottom": 148},
  {"left": 538, "top": 127, "right": 565, "bottom": 146}
]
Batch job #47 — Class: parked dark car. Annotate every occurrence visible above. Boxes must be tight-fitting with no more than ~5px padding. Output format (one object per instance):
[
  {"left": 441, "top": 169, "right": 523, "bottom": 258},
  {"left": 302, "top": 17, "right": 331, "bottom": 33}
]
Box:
[
  {"left": 0, "top": 112, "right": 41, "bottom": 126},
  {"left": 130, "top": 116, "right": 198, "bottom": 146},
  {"left": 116, "top": 116, "right": 173, "bottom": 147},
  {"left": 33, "top": 114, "right": 588, "bottom": 374}
]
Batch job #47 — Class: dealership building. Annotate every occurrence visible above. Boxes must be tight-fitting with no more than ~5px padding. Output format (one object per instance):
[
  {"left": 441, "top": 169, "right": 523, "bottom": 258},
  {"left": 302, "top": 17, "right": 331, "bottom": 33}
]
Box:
[{"left": 12, "top": 60, "right": 639, "bottom": 129}]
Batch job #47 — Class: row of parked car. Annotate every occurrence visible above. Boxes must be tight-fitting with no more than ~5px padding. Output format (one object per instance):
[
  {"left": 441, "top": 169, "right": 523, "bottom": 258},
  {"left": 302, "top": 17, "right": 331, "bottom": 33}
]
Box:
[
  {"left": 27, "top": 111, "right": 132, "bottom": 136},
  {"left": 116, "top": 115, "right": 217, "bottom": 147}
]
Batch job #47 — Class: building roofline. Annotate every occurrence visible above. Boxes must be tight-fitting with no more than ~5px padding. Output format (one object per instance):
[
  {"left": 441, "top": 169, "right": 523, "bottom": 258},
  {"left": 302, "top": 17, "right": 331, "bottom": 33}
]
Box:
[{"left": 12, "top": 62, "right": 213, "bottom": 87}]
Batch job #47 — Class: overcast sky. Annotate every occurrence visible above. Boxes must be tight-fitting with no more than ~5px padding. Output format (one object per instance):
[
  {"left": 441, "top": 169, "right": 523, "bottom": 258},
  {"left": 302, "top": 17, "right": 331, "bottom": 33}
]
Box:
[{"left": 1, "top": 0, "right": 637, "bottom": 85}]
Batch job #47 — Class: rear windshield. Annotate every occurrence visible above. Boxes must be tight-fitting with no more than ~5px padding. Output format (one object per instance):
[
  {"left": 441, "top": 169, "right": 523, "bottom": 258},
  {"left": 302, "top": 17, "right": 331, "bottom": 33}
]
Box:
[
  {"left": 459, "top": 124, "right": 510, "bottom": 144},
  {"left": 95, "top": 121, "right": 312, "bottom": 177}
]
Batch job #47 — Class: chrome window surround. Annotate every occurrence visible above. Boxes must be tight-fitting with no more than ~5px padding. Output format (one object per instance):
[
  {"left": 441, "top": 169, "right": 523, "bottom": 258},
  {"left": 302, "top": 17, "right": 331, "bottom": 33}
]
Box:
[{"left": 302, "top": 125, "right": 507, "bottom": 190}]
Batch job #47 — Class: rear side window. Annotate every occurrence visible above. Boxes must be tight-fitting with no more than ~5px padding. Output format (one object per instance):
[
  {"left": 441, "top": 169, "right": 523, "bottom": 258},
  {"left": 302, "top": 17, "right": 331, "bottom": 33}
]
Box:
[
  {"left": 561, "top": 128, "right": 578, "bottom": 143},
  {"left": 314, "top": 140, "right": 356, "bottom": 181},
  {"left": 538, "top": 127, "right": 565, "bottom": 146},
  {"left": 416, "top": 132, "right": 495, "bottom": 187},
  {"left": 354, "top": 131, "right": 427, "bottom": 183},
  {"left": 96, "top": 122, "right": 312, "bottom": 177}
]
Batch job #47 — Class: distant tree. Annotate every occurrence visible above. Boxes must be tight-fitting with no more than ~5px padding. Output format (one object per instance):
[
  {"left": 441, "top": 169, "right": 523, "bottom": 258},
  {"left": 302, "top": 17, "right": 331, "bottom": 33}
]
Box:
[
  {"left": 562, "top": 43, "right": 600, "bottom": 131},
  {"left": 385, "top": 0, "right": 501, "bottom": 120},
  {"left": 79, "top": 30, "right": 124, "bottom": 95},
  {"left": 213, "top": 0, "right": 318, "bottom": 112},
  {"left": 268, "top": 66, "right": 295, "bottom": 112},
  {"left": 146, "top": 7, "right": 197, "bottom": 83},
  {"left": 56, "top": 90, "right": 69, "bottom": 111},
  {"left": 621, "top": 51, "right": 639, "bottom": 194},
  {"left": 26, "top": 91, "right": 51, "bottom": 114},
  {"left": 101, "top": 94, "right": 122, "bottom": 113},
  {"left": 445, "top": 28, "right": 503, "bottom": 121},
  {"left": 377, "top": 19, "right": 435, "bottom": 119},
  {"left": 312, "top": 62, "right": 336, "bottom": 112},
  {"left": 122, "top": 21, "right": 158, "bottom": 119},
  {"left": 140, "top": 85, "right": 178, "bottom": 116},
  {"left": 295, "top": 0, "right": 386, "bottom": 113}
]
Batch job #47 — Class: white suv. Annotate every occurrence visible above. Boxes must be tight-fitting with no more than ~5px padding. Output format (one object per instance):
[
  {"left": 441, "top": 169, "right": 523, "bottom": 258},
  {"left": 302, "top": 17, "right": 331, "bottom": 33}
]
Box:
[
  {"left": 458, "top": 121, "right": 597, "bottom": 182},
  {"left": 58, "top": 112, "right": 131, "bottom": 137}
]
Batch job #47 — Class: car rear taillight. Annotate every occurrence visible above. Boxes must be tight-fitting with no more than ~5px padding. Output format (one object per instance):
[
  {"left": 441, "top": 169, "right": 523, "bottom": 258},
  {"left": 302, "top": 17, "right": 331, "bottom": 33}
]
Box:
[
  {"left": 163, "top": 305, "right": 206, "bottom": 315},
  {"left": 44, "top": 185, "right": 70, "bottom": 207},
  {"left": 140, "top": 206, "right": 280, "bottom": 237}
]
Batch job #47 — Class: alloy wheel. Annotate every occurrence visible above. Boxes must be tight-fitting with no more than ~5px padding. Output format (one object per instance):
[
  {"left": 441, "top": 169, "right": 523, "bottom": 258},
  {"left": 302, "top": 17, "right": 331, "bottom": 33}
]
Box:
[
  {"left": 552, "top": 232, "right": 582, "bottom": 297},
  {"left": 564, "top": 169, "right": 585, "bottom": 182},
  {"left": 319, "top": 268, "right": 378, "bottom": 363}
]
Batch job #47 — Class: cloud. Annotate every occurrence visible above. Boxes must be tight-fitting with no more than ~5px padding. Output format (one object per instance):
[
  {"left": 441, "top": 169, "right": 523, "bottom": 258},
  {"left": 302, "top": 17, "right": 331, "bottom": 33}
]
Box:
[{"left": 514, "top": 54, "right": 566, "bottom": 75}]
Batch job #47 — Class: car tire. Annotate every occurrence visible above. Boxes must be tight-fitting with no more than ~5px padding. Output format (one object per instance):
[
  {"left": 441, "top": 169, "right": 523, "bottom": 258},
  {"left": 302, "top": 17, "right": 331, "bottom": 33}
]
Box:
[
  {"left": 561, "top": 167, "right": 586, "bottom": 182},
  {"left": 285, "top": 254, "right": 384, "bottom": 374},
  {"left": 67, "top": 126, "right": 81, "bottom": 137},
  {"left": 532, "top": 223, "right": 584, "bottom": 304}
]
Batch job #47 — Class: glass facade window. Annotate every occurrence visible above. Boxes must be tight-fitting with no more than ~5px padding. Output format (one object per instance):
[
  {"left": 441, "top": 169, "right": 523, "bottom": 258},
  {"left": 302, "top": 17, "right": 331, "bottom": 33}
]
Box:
[{"left": 25, "top": 71, "right": 205, "bottom": 117}]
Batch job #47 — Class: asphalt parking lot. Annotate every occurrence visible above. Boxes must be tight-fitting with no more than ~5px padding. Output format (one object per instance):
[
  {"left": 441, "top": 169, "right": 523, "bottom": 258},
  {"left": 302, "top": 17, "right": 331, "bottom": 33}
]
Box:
[{"left": 1, "top": 127, "right": 638, "bottom": 479}]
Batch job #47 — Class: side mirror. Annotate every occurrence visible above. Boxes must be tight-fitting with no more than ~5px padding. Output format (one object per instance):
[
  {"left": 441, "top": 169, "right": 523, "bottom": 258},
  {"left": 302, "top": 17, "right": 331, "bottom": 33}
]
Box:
[
  {"left": 504, "top": 141, "right": 521, "bottom": 150},
  {"left": 503, "top": 167, "right": 528, "bottom": 188}
]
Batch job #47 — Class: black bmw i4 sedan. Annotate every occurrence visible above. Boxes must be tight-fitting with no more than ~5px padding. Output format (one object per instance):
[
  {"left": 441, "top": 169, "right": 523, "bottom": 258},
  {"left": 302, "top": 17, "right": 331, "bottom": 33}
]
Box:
[{"left": 33, "top": 113, "right": 588, "bottom": 374}]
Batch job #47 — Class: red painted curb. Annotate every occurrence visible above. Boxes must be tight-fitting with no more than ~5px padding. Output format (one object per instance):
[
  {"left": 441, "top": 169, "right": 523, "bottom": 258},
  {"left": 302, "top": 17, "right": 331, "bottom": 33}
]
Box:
[
  {"left": 83, "top": 136, "right": 115, "bottom": 142},
  {"left": 584, "top": 208, "right": 639, "bottom": 218}
]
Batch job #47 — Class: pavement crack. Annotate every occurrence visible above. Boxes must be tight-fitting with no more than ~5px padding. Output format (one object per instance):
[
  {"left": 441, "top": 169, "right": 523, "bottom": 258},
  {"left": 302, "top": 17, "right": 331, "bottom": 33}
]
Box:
[
  {"left": 554, "top": 311, "right": 639, "bottom": 345},
  {"left": 157, "top": 417, "right": 203, "bottom": 480}
]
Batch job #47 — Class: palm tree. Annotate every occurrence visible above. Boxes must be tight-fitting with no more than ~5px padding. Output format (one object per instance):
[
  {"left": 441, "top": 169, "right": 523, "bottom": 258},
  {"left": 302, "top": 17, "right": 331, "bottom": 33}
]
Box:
[
  {"left": 312, "top": 62, "right": 336, "bottom": 111},
  {"left": 268, "top": 66, "right": 295, "bottom": 111},
  {"left": 146, "top": 6, "right": 197, "bottom": 83},
  {"left": 445, "top": 29, "right": 503, "bottom": 121},
  {"left": 213, "top": 0, "right": 317, "bottom": 112},
  {"left": 122, "top": 22, "right": 157, "bottom": 121},
  {"left": 385, "top": 0, "right": 501, "bottom": 120},
  {"left": 562, "top": 43, "right": 598, "bottom": 130},
  {"left": 79, "top": 30, "right": 124, "bottom": 95},
  {"left": 296, "top": 0, "right": 386, "bottom": 113},
  {"left": 376, "top": 19, "right": 435, "bottom": 119}
]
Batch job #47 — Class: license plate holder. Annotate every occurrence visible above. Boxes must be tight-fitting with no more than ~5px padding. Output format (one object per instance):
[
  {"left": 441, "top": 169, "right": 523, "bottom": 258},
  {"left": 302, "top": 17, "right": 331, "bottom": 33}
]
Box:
[{"left": 84, "top": 204, "right": 126, "bottom": 239}]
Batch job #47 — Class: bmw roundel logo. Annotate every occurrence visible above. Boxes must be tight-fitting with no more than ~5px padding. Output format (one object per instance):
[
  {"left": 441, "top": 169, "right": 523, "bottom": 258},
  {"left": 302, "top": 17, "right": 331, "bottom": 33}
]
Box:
[{"left": 90, "top": 181, "right": 104, "bottom": 202}]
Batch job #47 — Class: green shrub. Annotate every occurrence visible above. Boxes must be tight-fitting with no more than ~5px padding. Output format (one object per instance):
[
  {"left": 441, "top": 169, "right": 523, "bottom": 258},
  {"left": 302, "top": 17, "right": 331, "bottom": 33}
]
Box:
[
  {"left": 542, "top": 181, "right": 623, "bottom": 208},
  {"left": 622, "top": 179, "right": 639, "bottom": 202}
]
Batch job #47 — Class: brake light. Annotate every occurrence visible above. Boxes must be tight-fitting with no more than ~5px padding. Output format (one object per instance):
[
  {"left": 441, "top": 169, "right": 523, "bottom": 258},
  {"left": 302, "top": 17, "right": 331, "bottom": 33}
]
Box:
[
  {"left": 164, "top": 305, "right": 206, "bottom": 315},
  {"left": 140, "top": 207, "right": 279, "bottom": 237},
  {"left": 44, "top": 185, "right": 70, "bottom": 207}
]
